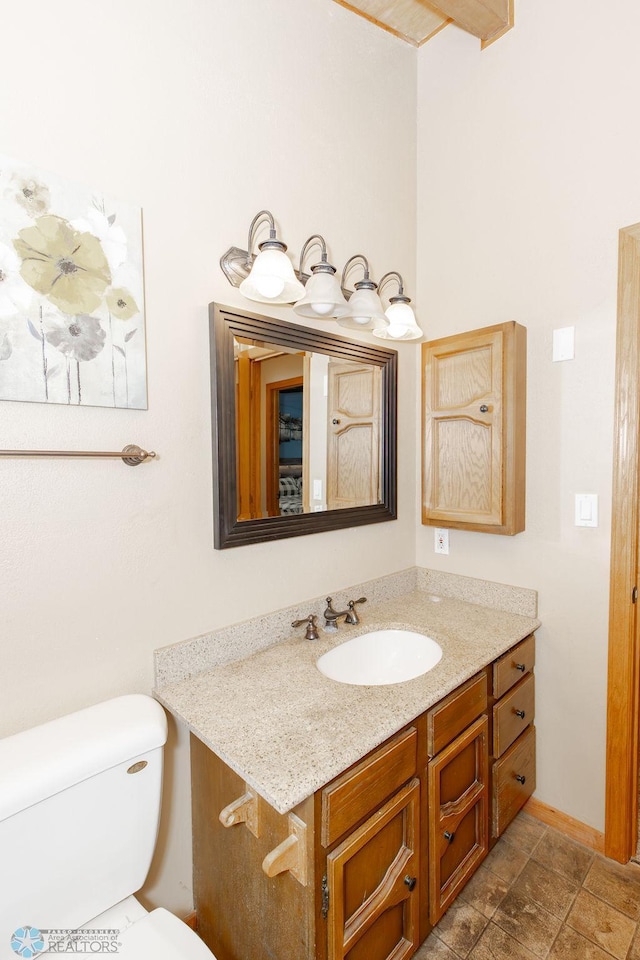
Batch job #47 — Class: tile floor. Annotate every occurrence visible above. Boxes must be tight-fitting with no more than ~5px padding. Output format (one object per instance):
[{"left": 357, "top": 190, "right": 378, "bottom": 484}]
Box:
[{"left": 415, "top": 811, "right": 640, "bottom": 960}]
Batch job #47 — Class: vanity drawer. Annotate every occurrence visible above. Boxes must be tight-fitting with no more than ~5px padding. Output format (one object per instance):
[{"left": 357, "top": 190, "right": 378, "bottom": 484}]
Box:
[
  {"left": 492, "top": 634, "right": 535, "bottom": 699},
  {"left": 493, "top": 673, "right": 535, "bottom": 758},
  {"left": 492, "top": 725, "right": 536, "bottom": 837},
  {"left": 427, "top": 671, "right": 487, "bottom": 758},
  {"left": 321, "top": 726, "right": 417, "bottom": 848}
]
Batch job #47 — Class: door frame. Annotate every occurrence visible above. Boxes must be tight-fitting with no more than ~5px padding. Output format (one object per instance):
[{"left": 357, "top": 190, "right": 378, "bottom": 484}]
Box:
[
  {"left": 605, "top": 223, "right": 640, "bottom": 862},
  {"left": 266, "top": 376, "right": 304, "bottom": 516}
]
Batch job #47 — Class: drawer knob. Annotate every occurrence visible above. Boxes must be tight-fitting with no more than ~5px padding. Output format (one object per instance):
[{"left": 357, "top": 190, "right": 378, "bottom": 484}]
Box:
[
  {"left": 515, "top": 774, "right": 526, "bottom": 785},
  {"left": 515, "top": 709, "right": 526, "bottom": 719},
  {"left": 404, "top": 875, "right": 417, "bottom": 891},
  {"left": 515, "top": 663, "right": 526, "bottom": 672},
  {"left": 444, "top": 831, "right": 455, "bottom": 843},
  {"left": 480, "top": 404, "right": 489, "bottom": 413}
]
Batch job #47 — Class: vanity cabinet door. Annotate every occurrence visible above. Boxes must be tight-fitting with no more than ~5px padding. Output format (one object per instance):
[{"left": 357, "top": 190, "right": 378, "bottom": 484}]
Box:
[
  {"left": 422, "top": 321, "right": 526, "bottom": 535},
  {"left": 326, "top": 779, "right": 420, "bottom": 960},
  {"left": 428, "top": 716, "right": 489, "bottom": 925}
]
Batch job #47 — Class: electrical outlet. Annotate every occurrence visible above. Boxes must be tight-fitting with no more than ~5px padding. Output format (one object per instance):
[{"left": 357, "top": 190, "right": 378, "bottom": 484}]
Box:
[{"left": 434, "top": 528, "right": 449, "bottom": 555}]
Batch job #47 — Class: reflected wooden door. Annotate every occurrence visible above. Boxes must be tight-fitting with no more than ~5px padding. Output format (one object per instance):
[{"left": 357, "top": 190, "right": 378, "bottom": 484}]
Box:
[{"left": 327, "top": 362, "right": 381, "bottom": 510}]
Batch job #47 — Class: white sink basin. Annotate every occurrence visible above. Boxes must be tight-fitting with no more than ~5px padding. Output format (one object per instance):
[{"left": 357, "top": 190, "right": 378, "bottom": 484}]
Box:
[{"left": 317, "top": 629, "right": 443, "bottom": 686}]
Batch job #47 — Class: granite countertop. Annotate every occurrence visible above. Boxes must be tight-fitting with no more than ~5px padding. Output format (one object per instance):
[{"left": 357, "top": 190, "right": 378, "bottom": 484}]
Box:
[{"left": 155, "top": 589, "right": 540, "bottom": 814}]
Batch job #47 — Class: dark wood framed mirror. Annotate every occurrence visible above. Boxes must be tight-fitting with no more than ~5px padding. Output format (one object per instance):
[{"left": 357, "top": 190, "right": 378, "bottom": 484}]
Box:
[{"left": 210, "top": 303, "right": 397, "bottom": 548}]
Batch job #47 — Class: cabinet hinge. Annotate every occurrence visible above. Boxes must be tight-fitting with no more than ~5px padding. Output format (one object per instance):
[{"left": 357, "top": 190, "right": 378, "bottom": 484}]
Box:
[
  {"left": 321, "top": 874, "right": 329, "bottom": 919},
  {"left": 633, "top": 586, "right": 638, "bottom": 604}
]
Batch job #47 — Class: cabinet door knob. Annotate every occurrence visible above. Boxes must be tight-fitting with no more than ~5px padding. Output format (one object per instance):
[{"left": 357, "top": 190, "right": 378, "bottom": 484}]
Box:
[
  {"left": 444, "top": 831, "right": 455, "bottom": 842},
  {"left": 515, "top": 774, "right": 526, "bottom": 785},
  {"left": 404, "top": 875, "right": 417, "bottom": 891},
  {"left": 332, "top": 418, "right": 341, "bottom": 424},
  {"left": 515, "top": 709, "right": 526, "bottom": 719},
  {"left": 515, "top": 663, "right": 526, "bottom": 672},
  {"left": 479, "top": 404, "right": 489, "bottom": 413}
]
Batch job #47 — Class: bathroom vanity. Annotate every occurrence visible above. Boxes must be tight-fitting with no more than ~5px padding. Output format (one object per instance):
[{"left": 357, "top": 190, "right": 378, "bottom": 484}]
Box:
[{"left": 155, "top": 579, "right": 539, "bottom": 960}]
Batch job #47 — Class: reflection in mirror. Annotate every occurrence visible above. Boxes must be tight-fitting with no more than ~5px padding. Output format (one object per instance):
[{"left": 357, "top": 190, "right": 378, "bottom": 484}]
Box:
[
  {"left": 211, "top": 304, "right": 397, "bottom": 548},
  {"left": 234, "top": 335, "right": 383, "bottom": 521}
]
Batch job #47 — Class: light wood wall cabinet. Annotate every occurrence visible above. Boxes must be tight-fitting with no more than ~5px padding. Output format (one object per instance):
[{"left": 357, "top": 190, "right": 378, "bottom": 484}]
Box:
[
  {"left": 422, "top": 321, "right": 526, "bottom": 535},
  {"left": 190, "top": 636, "right": 536, "bottom": 960}
]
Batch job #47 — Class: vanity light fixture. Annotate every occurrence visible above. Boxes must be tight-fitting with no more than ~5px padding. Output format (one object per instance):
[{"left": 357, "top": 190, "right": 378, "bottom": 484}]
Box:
[
  {"left": 335, "top": 255, "right": 387, "bottom": 331},
  {"left": 292, "top": 235, "right": 348, "bottom": 319},
  {"left": 222, "top": 210, "right": 304, "bottom": 304},
  {"left": 373, "top": 272, "right": 423, "bottom": 341},
  {"left": 219, "top": 216, "right": 422, "bottom": 342}
]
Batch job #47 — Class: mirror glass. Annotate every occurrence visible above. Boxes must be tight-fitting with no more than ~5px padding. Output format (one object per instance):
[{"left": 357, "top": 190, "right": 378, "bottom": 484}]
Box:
[{"left": 210, "top": 304, "right": 397, "bottom": 548}]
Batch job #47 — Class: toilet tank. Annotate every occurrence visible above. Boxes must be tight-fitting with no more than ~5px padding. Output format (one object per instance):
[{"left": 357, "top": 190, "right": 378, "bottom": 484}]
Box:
[{"left": 0, "top": 695, "right": 168, "bottom": 938}]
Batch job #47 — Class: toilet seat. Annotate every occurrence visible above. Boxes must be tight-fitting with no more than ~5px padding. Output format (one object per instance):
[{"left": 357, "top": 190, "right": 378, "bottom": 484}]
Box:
[{"left": 114, "top": 908, "right": 216, "bottom": 958}]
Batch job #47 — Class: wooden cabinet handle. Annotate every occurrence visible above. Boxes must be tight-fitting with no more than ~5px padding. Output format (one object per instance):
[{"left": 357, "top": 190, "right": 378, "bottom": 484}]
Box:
[
  {"left": 219, "top": 787, "right": 261, "bottom": 838},
  {"left": 262, "top": 813, "right": 307, "bottom": 886}
]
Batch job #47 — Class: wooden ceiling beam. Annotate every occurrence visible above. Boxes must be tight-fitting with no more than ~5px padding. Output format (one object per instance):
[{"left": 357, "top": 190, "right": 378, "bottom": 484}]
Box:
[{"left": 429, "top": 0, "right": 513, "bottom": 46}]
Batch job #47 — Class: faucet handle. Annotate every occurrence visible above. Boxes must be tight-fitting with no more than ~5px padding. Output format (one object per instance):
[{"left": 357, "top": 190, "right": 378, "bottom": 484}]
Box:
[
  {"left": 345, "top": 597, "right": 367, "bottom": 624},
  {"left": 292, "top": 614, "right": 319, "bottom": 641}
]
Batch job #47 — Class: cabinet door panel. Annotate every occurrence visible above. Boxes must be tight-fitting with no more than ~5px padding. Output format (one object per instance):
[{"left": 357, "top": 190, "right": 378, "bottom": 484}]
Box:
[
  {"left": 423, "top": 330, "right": 503, "bottom": 527},
  {"left": 327, "top": 362, "right": 381, "bottom": 510},
  {"left": 428, "top": 716, "right": 489, "bottom": 925},
  {"left": 422, "top": 321, "right": 526, "bottom": 535},
  {"left": 327, "top": 779, "right": 420, "bottom": 960}
]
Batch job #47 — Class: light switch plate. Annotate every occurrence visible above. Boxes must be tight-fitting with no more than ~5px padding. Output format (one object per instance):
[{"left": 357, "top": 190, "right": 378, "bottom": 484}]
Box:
[
  {"left": 575, "top": 493, "right": 598, "bottom": 527},
  {"left": 553, "top": 326, "right": 575, "bottom": 362}
]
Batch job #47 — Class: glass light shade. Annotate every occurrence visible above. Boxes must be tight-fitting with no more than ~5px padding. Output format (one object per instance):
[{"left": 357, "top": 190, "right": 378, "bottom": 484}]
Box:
[
  {"left": 336, "top": 286, "right": 386, "bottom": 331},
  {"left": 293, "top": 270, "right": 348, "bottom": 319},
  {"left": 239, "top": 246, "right": 305, "bottom": 304},
  {"left": 373, "top": 300, "right": 423, "bottom": 341}
]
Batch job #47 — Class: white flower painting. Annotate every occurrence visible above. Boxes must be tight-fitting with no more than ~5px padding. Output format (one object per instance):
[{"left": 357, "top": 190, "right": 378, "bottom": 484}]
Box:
[{"left": 0, "top": 155, "right": 146, "bottom": 408}]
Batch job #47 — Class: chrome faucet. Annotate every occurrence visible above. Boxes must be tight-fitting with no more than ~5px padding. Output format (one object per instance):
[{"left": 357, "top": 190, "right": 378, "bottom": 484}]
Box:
[{"left": 323, "top": 596, "right": 367, "bottom": 629}]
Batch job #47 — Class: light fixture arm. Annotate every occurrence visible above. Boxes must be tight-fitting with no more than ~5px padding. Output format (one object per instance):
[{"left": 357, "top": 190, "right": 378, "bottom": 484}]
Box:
[
  {"left": 246, "top": 209, "right": 279, "bottom": 265},
  {"left": 378, "top": 271, "right": 410, "bottom": 302},
  {"left": 341, "top": 254, "right": 374, "bottom": 290},
  {"left": 298, "top": 235, "right": 329, "bottom": 274}
]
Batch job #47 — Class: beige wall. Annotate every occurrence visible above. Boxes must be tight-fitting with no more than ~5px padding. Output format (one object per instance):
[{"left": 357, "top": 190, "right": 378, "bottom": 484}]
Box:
[
  {"left": 416, "top": 0, "right": 640, "bottom": 832},
  {"left": 1, "top": 0, "right": 417, "bottom": 913}
]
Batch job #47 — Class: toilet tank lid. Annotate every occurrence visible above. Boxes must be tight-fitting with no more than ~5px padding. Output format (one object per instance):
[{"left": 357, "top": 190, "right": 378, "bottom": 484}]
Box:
[{"left": 0, "top": 695, "right": 168, "bottom": 822}]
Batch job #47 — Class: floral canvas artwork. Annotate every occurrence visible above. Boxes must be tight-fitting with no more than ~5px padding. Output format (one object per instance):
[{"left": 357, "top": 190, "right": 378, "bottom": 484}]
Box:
[{"left": 0, "top": 155, "right": 146, "bottom": 408}]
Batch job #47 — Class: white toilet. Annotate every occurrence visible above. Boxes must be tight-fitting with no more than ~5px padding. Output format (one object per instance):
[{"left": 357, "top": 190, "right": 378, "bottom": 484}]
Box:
[{"left": 0, "top": 695, "right": 216, "bottom": 959}]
